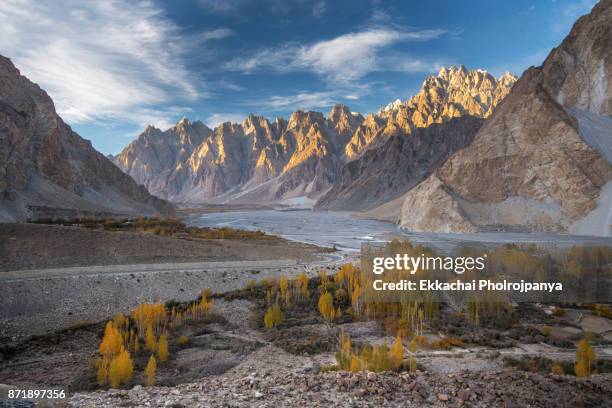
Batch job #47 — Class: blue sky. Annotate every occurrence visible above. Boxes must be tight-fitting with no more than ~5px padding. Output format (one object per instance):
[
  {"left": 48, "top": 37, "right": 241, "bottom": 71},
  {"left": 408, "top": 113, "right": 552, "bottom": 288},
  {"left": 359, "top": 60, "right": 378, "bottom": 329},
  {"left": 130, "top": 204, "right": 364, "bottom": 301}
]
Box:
[{"left": 0, "top": 0, "right": 598, "bottom": 154}]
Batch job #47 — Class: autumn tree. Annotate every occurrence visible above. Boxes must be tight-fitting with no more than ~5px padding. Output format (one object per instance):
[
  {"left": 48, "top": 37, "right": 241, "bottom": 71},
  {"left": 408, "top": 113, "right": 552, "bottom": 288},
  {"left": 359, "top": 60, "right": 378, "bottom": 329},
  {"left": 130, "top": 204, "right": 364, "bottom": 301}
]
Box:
[
  {"left": 295, "top": 272, "right": 310, "bottom": 302},
  {"left": 318, "top": 292, "right": 338, "bottom": 323},
  {"left": 145, "top": 323, "right": 157, "bottom": 352},
  {"left": 97, "top": 358, "right": 110, "bottom": 385},
  {"left": 264, "top": 302, "right": 282, "bottom": 329},
  {"left": 99, "top": 322, "right": 124, "bottom": 358},
  {"left": 108, "top": 348, "right": 134, "bottom": 388},
  {"left": 279, "top": 276, "right": 291, "bottom": 307},
  {"left": 144, "top": 355, "right": 157, "bottom": 386},
  {"left": 388, "top": 335, "right": 404, "bottom": 370},
  {"left": 575, "top": 340, "right": 596, "bottom": 377},
  {"left": 157, "top": 333, "right": 169, "bottom": 363}
]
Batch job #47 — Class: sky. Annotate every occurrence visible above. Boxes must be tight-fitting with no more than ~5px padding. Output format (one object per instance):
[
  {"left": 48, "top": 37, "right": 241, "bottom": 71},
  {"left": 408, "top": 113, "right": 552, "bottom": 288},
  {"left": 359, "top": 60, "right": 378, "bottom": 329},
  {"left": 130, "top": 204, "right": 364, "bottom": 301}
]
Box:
[{"left": 0, "top": 0, "right": 599, "bottom": 154}]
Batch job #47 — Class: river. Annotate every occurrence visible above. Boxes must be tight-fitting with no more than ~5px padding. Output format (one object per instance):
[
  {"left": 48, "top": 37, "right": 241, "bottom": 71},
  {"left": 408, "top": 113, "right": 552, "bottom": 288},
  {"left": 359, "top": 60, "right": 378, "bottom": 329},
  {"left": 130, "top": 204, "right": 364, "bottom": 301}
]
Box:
[{"left": 183, "top": 209, "right": 612, "bottom": 252}]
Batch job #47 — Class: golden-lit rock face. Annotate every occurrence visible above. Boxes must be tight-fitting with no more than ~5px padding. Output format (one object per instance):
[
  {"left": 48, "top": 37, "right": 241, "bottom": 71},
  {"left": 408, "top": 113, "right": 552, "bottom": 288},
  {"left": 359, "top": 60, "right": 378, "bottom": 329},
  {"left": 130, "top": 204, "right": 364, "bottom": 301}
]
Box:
[
  {"left": 344, "top": 66, "right": 516, "bottom": 160},
  {"left": 116, "top": 66, "right": 515, "bottom": 206},
  {"left": 399, "top": 0, "right": 612, "bottom": 235},
  {"left": 0, "top": 55, "right": 174, "bottom": 221}
]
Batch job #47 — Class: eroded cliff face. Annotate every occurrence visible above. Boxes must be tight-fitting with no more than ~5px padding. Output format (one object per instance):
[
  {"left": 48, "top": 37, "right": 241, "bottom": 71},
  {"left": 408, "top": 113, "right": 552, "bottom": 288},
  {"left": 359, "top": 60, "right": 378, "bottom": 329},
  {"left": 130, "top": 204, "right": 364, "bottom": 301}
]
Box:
[
  {"left": 116, "top": 67, "right": 514, "bottom": 207},
  {"left": 399, "top": 0, "right": 612, "bottom": 236},
  {"left": 0, "top": 56, "right": 174, "bottom": 221}
]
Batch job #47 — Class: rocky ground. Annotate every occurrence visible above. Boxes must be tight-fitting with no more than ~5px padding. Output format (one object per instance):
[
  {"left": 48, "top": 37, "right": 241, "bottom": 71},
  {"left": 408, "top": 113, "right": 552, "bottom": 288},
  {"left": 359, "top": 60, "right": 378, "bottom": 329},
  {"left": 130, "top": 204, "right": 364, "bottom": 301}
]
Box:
[
  {"left": 70, "top": 367, "right": 612, "bottom": 407},
  {"left": 2, "top": 292, "right": 611, "bottom": 408}
]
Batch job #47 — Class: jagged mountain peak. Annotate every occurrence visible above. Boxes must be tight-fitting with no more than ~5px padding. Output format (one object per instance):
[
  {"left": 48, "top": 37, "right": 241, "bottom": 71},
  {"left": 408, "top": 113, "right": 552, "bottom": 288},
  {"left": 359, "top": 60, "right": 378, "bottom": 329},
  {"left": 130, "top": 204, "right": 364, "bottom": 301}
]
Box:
[
  {"left": 327, "top": 103, "right": 351, "bottom": 118},
  {"left": 498, "top": 71, "right": 518, "bottom": 85},
  {"left": 287, "top": 110, "right": 325, "bottom": 129}
]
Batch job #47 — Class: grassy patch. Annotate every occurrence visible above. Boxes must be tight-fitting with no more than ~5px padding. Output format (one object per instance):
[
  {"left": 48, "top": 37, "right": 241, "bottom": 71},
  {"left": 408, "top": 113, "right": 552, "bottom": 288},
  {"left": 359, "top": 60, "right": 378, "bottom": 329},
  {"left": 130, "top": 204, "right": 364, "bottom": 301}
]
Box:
[{"left": 31, "top": 216, "right": 277, "bottom": 240}]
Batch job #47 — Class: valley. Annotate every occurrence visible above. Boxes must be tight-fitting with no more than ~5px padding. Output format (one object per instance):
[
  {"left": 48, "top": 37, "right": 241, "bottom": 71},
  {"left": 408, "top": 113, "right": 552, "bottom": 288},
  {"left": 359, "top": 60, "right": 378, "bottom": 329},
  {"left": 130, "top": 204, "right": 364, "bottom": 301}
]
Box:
[{"left": 0, "top": 0, "right": 611, "bottom": 407}]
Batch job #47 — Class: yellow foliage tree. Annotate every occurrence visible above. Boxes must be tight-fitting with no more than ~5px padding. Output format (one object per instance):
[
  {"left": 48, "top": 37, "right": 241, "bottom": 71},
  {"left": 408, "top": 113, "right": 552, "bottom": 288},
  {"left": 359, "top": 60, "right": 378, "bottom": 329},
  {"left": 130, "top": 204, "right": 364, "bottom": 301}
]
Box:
[
  {"left": 318, "top": 292, "right": 336, "bottom": 323},
  {"left": 295, "top": 272, "right": 310, "bottom": 302},
  {"left": 388, "top": 335, "right": 404, "bottom": 370},
  {"left": 264, "top": 302, "right": 282, "bottom": 329},
  {"left": 108, "top": 348, "right": 133, "bottom": 388},
  {"left": 131, "top": 303, "right": 167, "bottom": 338},
  {"left": 145, "top": 323, "right": 157, "bottom": 352},
  {"left": 575, "top": 340, "right": 596, "bottom": 377},
  {"left": 157, "top": 333, "right": 169, "bottom": 363},
  {"left": 97, "top": 358, "right": 110, "bottom": 385},
  {"left": 144, "top": 355, "right": 157, "bottom": 386},
  {"left": 99, "top": 322, "right": 124, "bottom": 358},
  {"left": 279, "top": 276, "right": 291, "bottom": 307}
]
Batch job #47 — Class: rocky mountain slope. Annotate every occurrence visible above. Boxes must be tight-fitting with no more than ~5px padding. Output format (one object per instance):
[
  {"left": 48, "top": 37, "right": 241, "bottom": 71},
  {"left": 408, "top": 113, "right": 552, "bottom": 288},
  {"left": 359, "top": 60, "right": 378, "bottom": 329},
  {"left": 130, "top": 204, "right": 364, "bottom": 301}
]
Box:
[
  {"left": 316, "top": 67, "right": 515, "bottom": 212},
  {"left": 344, "top": 67, "right": 515, "bottom": 161},
  {"left": 0, "top": 56, "right": 174, "bottom": 222},
  {"left": 115, "top": 118, "right": 212, "bottom": 200},
  {"left": 399, "top": 0, "right": 612, "bottom": 236},
  {"left": 315, "top": 116, "right": 483, "bottom": 212},
  {"left": 116, "top": 68, "right": 515, "bottom": 207}
]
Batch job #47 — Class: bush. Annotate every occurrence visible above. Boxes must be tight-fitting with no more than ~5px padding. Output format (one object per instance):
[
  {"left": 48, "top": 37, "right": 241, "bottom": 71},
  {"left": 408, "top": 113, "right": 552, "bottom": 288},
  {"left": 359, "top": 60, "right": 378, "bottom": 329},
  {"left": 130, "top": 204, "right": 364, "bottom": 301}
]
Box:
[{"left": 551, "top": 363, "right": 565, "bottom": 375}]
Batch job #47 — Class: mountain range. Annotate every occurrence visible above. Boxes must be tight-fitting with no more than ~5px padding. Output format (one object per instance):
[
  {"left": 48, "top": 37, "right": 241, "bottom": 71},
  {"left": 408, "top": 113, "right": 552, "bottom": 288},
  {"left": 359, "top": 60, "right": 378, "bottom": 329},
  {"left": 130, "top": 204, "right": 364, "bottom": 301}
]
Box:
[
  {"left": 115, "top": 66, "right": 517, "bottom": 211},
  {"left": 114, "top": 0, "right": 611, "bottom": 236},
  {"left": 1, "top": 0, "right": 609, "bottom": 236}
]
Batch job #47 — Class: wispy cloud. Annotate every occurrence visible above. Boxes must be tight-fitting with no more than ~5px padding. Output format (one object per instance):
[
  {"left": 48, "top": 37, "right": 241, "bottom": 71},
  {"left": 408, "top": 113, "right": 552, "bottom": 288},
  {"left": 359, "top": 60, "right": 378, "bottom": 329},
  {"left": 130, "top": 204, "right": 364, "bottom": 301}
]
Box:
[
  {"left": 206, "top": 113, "right": 246, "bottom": 127},
  {"left": 195, "top": 28, "right": 234, "bottom": 42},
  {"left": 263, "top": 91, "right": 338, "bottom": 111},
  {"left": 0, "top": 0, "right": 227, "bottom": 128},
  {"left": 311, "top": 0, "right": 326, "bottom": 17},
  {"left": 225, "top": 28, "right": 446, "bottom": 83},
  {"left": 198, "top": 0, "right": 327, "bottom": 17}
]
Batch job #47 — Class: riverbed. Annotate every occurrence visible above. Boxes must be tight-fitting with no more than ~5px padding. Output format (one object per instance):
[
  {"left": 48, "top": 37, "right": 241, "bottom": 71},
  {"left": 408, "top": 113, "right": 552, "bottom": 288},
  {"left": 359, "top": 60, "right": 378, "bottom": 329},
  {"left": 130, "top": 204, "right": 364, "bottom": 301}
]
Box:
[{"left": 183, "top": 210, "right": 612, "bottom": 252}]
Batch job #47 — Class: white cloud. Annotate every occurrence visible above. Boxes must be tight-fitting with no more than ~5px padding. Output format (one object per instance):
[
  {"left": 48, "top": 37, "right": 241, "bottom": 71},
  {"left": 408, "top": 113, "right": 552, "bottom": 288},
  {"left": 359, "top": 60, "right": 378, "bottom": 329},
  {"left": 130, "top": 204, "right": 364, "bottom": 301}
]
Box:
[
  {"left": 225, "top": 28, "right": 446, "bottom": 82},
  {"left": 195, "top": 28, "right": 234, "bottom": 42},
  {"left": 206, "top": 113, "right": 246, "bottom": 127},
  {"left": 0, "top": 0, "right": 226, "bottom": 128},
  {"left": 263, "top": 91, "right": 338, "bottom": 111}
]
